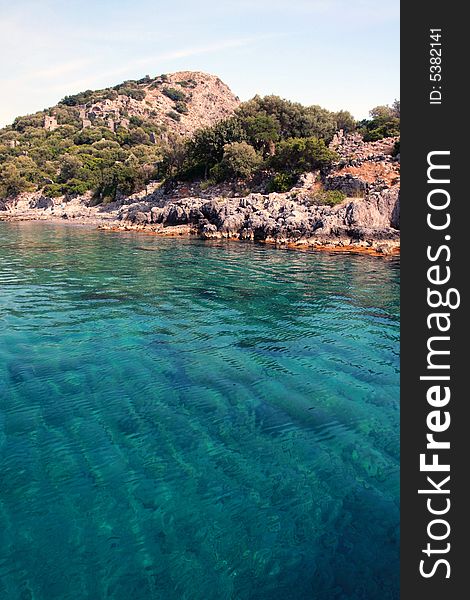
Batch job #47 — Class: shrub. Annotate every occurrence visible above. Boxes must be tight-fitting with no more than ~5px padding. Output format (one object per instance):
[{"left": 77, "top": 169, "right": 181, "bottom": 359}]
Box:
[
  {"left": 392, "top": 140, "right": 400, "bottom": 157},
  {"left": 60, "top": 90, "right": 95, "bottom": 106},
  {"left": 267, "top": 172, "right": 297, "bottom": 193},
  {"left": 176, "top": 79, "right": 196, "bottom": 88},
  {"left": 127, "top": 128, "right": 151, "bottom": 145},
  {"left": 55, "top": 107, "right": 81, "bottom": 128},
  {"left": 129, "top": 116, "right": 144, "bottom": 127},
  {"left": 219, "top": 142, "right": 263, "bottom": 179},
  {"left": 74, "top": 128, "right": 114, "bottom": 145},
  {"left": 270, "top": 137, "right": 338, "bottom": 174},
  {"left": 62, "top": 178, "right": 90, "bottom": 197},
  {"left": 358, "top": 102, "right": 400, "bottom": 141},
  {"left": 362, "top": 124, "right": 399, "bottom": 142},
  {"left": 363, "top": 129, "right": 385, "bottom": 142},
  {"left": 307, "top": 190, "right": 346, "bottom": 206},
  {"left": 174, "top": 101, "right": 188, "bottom": 114},
  {"left": 42, "top": 183, "right": 63, "bottom": 198},
  {"left": 104, "top": 90, "right": 118, "bottom": 101},
  {"left": 167, "top": 111, "right": 181, "bottom": 122},
  {"left": 127, "top": 89, "right": 146, "bottom": 101},
  {"left": 199, "top": 178, "right": 216, "bottom": 190},
  {"left": 162, "top": 87, "right": 186, "bottom": 102},
  {"left": 58, "top": 155, "right": 83, "bottom": 182},
  {"left": 208, "top": 163, "right": 226, "bottom": 183},
  {"left": 13, "top": 113, "right": 44, "bottom": 132},
  {"left": 0, "top": 161, "right": 36, "bottom": 196}
]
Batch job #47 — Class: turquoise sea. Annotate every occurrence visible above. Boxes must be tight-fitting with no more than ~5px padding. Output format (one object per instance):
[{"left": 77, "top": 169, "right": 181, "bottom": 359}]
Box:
[{"left": 0, "top": 222, "right": 399, "bottom": 600}]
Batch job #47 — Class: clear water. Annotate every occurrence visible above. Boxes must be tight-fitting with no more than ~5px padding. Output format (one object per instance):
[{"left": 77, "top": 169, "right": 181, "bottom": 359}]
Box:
[{"left": 0, "top": 222, "right": 399, "bottom": 600}]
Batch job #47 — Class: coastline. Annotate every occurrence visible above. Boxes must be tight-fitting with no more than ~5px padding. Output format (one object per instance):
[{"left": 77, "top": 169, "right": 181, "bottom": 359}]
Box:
[
  {"left": 0, "top": 212, "right": 400, "bottom": 257},
  {"left": 1, "top": 161, "right": 400, "bottom": 257}
]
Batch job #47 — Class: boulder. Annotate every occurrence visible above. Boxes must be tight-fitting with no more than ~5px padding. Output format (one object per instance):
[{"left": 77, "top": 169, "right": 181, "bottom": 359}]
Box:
[
  {"left": 131, "top": 210, "right": 150, "bottom": 225},
  {"left": 326, "top": 174, "right": 368, "bottom": 196},
  {"left": 29, "top": 196, "right": 54, "bottom": 210}
]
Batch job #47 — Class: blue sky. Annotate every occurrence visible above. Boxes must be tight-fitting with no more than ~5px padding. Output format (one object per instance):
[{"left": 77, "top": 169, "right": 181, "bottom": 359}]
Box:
[{"left": 0, "top": 0, "right": 399, "bottom": 127}]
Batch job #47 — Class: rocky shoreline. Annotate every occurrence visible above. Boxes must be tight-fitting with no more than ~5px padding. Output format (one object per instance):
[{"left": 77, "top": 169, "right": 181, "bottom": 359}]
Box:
[
  {"left": 0, "top": 132, "right": 400, "bottom": 255},
  {"left": 0, "top": 184, "right": 400, "bottom": 256}
]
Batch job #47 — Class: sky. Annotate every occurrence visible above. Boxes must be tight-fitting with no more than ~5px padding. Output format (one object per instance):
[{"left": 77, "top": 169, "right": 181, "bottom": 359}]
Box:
[{"left": 0, "top": 0, "right": 399, "bottom": 128}]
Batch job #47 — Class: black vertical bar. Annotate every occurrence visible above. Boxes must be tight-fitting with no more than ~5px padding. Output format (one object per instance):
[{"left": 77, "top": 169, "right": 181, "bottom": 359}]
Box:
[{"left": 401, "top": 2, "right": 468, "bottom": 598}]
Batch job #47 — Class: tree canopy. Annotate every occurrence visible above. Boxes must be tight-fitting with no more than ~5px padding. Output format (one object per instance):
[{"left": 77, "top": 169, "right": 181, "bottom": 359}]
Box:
[{"left": 0, "top": 93, "right": 399, "bottom": 200}]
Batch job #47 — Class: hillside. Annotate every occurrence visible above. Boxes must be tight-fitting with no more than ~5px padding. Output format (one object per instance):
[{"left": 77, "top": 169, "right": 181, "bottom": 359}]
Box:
[
  {"left": 0, "top": 72, "right": 240, "bottom": 201},
  {"left": 55, "top": 71, "right": 240, "bottom": 137},
  {"left": 0, "top": 72, "right": 400, "bottom": 253},
  {"left": 7, "top": 71, "right": 239, "bottom": 138}
]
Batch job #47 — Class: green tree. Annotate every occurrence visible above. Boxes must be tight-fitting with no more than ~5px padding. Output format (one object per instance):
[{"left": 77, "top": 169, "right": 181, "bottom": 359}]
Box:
[
  {"left": 219, "top": 142, "right": 263, "bottom": 179},
  {"left": 270, "top": 137, "right": 338, "bottom": 174},
  {"left": 335, "top": 110, "right": 357, "bottom": 133},
  {"left": 358, "top": 103, "right": 400, "bottom": 141},
  {"left": 391, "top": 99, "right": 400, "bottom": 118},
  {"left": 187, "top": 118, "right": 245, "bottom": 176},
  {"left": 237, "top": 96, "right": 337, "bottom": 141},
  {"left": 0, "top": 161, "right": 36, "bottom": 197},
  {"left": 159, "top": 137, "right": 188, "bottom": 178},
  {"left": 239, "top": 113, "right": 280, "bottom": 153},
  {"left": 58, "top": 155, "right": 83, "bottom": 182}
]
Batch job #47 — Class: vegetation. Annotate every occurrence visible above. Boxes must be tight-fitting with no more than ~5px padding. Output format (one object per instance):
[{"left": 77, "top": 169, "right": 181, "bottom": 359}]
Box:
[
  {"left": 267, "top": 173, "right": 298, "bottom": 193},
  {"left": 166, "top": 111, "right": 181, "bottom": 122},
  {"left": 0, "top": 76, "right": 400, "bottom": 201},
  {"left": 217, "top": 142, "right": 263, "bottom": 180},
  {"left": 175, "top": 98, "right": 353, "bottom": 185},
  {"left": 305, "top": 190, "right": 346, "bottom": 206},
  {"left": 162, "top": 87, "right": 186, "bottom": 102},
  {"left": 174, "top": 101, "right": 188, "bottom": 114},
  {"left": 0, "top": 104, "right": 164, "bottom": 202},
  {"left": 269, "top": 137, "right": 338, "bottom": 174},
  {"left": 358, "top": 101, "right": 400, "bottom": 141}
]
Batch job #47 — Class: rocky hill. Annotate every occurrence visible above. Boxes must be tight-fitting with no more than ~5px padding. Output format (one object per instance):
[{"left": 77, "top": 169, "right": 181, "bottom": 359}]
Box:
[
  {"left": 0, "top": 71, "right": 241, "bottom": 201},
  {"left": 0, "top": 74, "right": 400, "bottom": 254},
  {"left": 53, "top": 71, "right": 240, "bottom": 137},
  {"left": 13, "top": 71, "right": 240, "bottom": 139}
]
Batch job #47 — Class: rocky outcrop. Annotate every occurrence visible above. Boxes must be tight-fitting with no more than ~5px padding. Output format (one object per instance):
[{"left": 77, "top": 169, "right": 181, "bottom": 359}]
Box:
[
  {"left": 0, "top": 198, "right": 15, "bottom": 212},
  {"left": 325, "top": 174, "right": 368, "bottom": 197},
  {"left": 118, "top": 184, "right": 400, "bottom": 253},
  {"left": 29, "top": 196, "right": 54, "bottom": 210},
  {"left": 1, "top": 182, "right": 400, "bottom": 254},
  {"left": 330, "top": 130, "right": 399, "bottom": 162},
  {"left": 44, "top": 72, "right": 240, "bottom": 138},
  {"left": 325, "top": 131, "right": 400, "bottom": 199}
]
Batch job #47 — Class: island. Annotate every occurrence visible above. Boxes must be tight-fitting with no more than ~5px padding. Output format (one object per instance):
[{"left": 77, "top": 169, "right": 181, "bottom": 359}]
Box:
[{"left": 0, "top": 71, "right": 400, "bottom": 254}]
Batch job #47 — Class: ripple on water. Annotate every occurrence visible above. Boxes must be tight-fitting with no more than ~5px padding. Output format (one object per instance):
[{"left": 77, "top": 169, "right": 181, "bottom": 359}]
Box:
[{"left": 0, "top": 222, "right": 399, "bottom": 600}]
